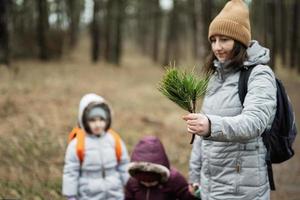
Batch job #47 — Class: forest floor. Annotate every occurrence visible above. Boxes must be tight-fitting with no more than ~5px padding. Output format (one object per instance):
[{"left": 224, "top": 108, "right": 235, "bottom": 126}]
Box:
[{"left": 0, "top": 37, "right": 300, "bottom": 200}]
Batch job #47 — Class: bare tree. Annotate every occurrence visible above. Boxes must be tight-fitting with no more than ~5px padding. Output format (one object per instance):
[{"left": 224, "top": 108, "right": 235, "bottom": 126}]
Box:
[
  {"left": 0, "top": 0, "right": 11, "bottom": 66},
  {"left": 67, "top": 0, "right": 84, "bottom": 48},
  {"left": 114, "top": 0, "right": 125, "bottom": 65},
  {"left": 103, "top": 0, "right": 125, "bottom": 65},
  {"left": 290, "top": 0, "right": 299, "bottom": 69},
  {"left": 163, "top": 0, "right": 180, "bottom": 66},
  {"left": 266, "top": 0, "right": 276, "bottom": 69},
  {"left": 152, "top": 0, "right": 161, "bottom": 62},
  {"left": 278, "top": 0, "right": 287, "bottom": 66},
  {"left": 91, "top": 0, "right": 102, "bottom": 62},
  {"left": 135, "top": 0, "right": 151, "bottom": 55},
  {"left": 200, "top": 0, "right": 213, "bottom": 57},
  {"left": 36, "top": 0, "right": 49, "bottom": 60},
  {"left": 104, "top": 0, "right": 113, "bottom": 62},
  {"left": 189, "top": 0, "right": 199, "bottom": 60}
]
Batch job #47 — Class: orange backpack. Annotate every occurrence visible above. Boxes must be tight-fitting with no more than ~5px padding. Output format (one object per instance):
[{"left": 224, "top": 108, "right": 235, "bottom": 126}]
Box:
[{"left": 68, "top": 127, "right": 122, "bottom": 164}]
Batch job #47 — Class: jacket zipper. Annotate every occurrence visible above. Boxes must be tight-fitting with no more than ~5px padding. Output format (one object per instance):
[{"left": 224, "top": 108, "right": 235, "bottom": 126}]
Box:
[
  {"left": 236, "top": 163, "right": 241, "bottom": 173},
  {"left": 98, "top": 136, "right": 107, "bottom": 199},
  {"left": 98, "top": 137, "right": 106, "bottom": 178},
  {"left": 146, "top": 188, "right": 150, "bottom": 200},
  {"left": 235, "top": 144, "right": 241, "bottom": 193}
]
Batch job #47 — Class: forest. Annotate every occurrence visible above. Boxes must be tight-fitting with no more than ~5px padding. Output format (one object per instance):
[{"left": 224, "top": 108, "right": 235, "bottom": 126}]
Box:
[
  {"left": 0, "top": 0, "right": 300, "bottom": 199},
  {"left": 0, "top": 0, "right": 299, "bottom": 70}
]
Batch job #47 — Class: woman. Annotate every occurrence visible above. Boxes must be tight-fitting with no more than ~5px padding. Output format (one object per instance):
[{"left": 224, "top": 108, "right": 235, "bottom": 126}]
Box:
[{"left": 183, "top": 0, "right": 277, "bottom": 199}]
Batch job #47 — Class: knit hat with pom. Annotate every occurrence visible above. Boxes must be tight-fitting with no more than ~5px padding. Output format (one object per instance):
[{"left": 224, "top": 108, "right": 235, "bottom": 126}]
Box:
[{"left": 208, "top": 0, "right": 251, "bottom": 47}]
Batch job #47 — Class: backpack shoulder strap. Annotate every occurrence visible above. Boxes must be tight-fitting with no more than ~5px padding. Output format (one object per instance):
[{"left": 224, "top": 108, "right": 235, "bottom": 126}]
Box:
[
  {"left": 266, "top": 154, "right": 276, "bottom": 190},
  {"left": 108, "top": 129, "right": 122, "bottom": 164},
  {"left": 68, "top": 127, "right": 123, "bottom": 164},
  {"left": 68, "top": 127, "right": 85, "bottom": 164},
  {"left": 238, "top": 65, "right": 256, "bottom": 106},
  {"left": 68, "top": 127, "right": 78, "bottom": 143},
  {"left": 239, "top": 65, "right": 277, "bottom": 191}
]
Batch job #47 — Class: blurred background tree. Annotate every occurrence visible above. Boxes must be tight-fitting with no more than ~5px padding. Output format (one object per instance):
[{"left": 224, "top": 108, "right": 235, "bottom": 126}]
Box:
[
  {"left": 0, "top": 0, "right": 11, "bottom": 65},
  {"left": 0, "top": 0, "right": 299, "bottom": 69}
]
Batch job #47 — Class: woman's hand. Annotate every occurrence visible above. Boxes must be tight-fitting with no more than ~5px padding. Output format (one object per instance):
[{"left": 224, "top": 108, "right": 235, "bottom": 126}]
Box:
[{"left": 182, "top": 113, "right": 211, "bottom": 137}]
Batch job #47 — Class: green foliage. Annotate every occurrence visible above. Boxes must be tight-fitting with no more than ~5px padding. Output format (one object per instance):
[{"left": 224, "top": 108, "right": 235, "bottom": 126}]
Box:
[
  {"left": 158, "top": 66, "right": 209, "bottom": 144},
  {"left": 158, "top": 67, "right": 209, "bottom": 113}
]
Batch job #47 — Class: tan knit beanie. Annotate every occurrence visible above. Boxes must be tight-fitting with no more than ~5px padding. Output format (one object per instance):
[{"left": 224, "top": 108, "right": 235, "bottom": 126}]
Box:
[{"left": 208, "top": 0, "right": 251, "bottom": 47}]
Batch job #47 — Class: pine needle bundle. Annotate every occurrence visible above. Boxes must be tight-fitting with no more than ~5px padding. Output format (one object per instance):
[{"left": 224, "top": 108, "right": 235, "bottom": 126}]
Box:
[{"left": 158, "top": 67, "right": 209, "bottom": 144}]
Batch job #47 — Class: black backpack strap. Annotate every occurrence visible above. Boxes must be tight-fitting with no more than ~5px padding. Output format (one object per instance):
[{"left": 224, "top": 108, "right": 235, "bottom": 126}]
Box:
[
  {"left": 238, "top": 65, "right": 256, "bottom": 106},
  {"left": 264, "top": 139, "right": 276, "bottom": 190},
  {"left": 238, "top": 65, "right": 276, "bottom": 190},
  {"left": 266, "top": 156, "right": 276, "bottom": 190}
]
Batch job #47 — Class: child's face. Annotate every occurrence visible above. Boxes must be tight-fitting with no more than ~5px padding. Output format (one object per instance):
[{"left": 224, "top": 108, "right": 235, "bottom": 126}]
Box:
[
  {"left": 87, "top": 117, "right": 107, "bottom": 135},
  {"left": 140, "top": 181, "right": 159, "bottom": 187}
]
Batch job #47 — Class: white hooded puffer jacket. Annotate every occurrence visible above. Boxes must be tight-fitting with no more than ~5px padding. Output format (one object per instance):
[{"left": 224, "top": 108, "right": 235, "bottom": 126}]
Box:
[
  {"left": 189, "top": 41, "right": 277, "bottom": 200},
  {"left": 62, "top": 93, "right": 129, "bottom": 200}
]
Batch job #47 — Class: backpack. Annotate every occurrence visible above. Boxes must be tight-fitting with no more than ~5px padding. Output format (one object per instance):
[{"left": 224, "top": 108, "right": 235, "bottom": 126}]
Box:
[
  {"left": 68, "top": 127, "right": 123, "bottom": 164},
  {"left": 238, "top": 65, "right": 297, "bottom": 190}
]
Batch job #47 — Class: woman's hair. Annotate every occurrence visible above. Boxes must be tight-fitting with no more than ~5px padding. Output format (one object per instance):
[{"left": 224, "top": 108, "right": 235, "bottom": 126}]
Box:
[
  {"left": 82, "top": 102, "right": 112, "bottom": 133},
  {"left": 202, "top": 40, "right": 248, "bottom": 76}
]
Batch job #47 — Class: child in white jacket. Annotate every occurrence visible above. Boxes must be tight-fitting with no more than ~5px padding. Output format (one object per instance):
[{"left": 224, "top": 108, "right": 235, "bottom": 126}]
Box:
[{"left": 62, "top": 93, "right": 129, "bottom": 200}]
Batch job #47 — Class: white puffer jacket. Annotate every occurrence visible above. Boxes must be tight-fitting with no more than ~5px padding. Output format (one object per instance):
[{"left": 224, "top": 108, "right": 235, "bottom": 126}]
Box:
[
  {"left": 62, "top": 94, "right": 129, "bottom": 200},
  {"left": 189, "top": 41, "right": 277, "bottom": 200}
]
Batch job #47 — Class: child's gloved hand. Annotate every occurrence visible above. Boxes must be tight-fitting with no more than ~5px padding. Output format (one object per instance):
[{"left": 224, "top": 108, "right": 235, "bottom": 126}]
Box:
[
  {"left": 194, "top": 186, "right": 201, "bottom": 199},
  {"left": 189, "top": 183, "right": 201, "bottom": 199}
]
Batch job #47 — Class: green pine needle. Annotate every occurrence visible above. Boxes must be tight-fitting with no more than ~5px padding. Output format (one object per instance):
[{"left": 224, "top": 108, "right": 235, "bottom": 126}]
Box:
[{"left": 158, "top": 67, "right": 209, "bottom": 113}]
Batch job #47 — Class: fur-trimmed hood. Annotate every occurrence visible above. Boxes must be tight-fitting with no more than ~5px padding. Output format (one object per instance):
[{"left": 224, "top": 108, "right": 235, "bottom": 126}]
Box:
[{"left": 128, "top": 136, "right": 171, "bottom": 182}]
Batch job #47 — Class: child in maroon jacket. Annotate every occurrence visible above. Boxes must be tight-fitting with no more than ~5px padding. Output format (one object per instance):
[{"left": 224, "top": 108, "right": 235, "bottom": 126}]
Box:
[{"left": 125, "top": 136, "right": 199, "bottom": 200}]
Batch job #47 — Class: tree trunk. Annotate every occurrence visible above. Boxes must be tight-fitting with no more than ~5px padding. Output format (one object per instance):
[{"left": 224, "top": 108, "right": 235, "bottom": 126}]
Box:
[
  {"left": 279, "top": 0, "right": 287, "bottom": 66},
  {"left": 152, "top": 0, "right": 161, "bottom": 62},
  {"left": 0, "top": 0, "right": 10, "bottom": 66},
  {"left": 267, "top": 0, "right": 276, "bottom": 69},
  {"left": 189, "top": 0, "right": 199, "bottom": 60},
  {"left": 36, "top": 0, "right": 49, "bottom": 60},
  {"left": 113, "top": 0, "right": 125, "bottom": 65},
  {"left": 67, "top": 0, "right": 83, "bottom": 48},
  {"left": 262, "top": 0, "right": 268, "bottom": 46},
  {"left": 295, "top": 0, "right": 300, "bottom": 72},
  {"left": 250, "top": 0, "right": 264, "bottom": 43},
  {"left": 91, "top": 0, "right": 101, "bottom": 62},
  {"left": 290, "top": 0, "right": 299, "bottom": 69},
  {"left": 163, "top": 0, "right": 179, "bottom": 66},
  {"left": 104, "top": 0, "right": 113, "bottom": 62},
  {"left": 136, "top": 0, "right": 151, "bottom": 55},
  {"left": 201, "top": 0, "right": 213, "bottom": 58},
  {"left": 103, "top": 0, "right": 125, "bottom": 65}
]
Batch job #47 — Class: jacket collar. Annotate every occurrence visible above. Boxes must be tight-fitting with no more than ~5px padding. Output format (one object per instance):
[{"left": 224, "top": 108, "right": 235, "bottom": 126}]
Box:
[{"left": 213, "top": 60, "right": 238, "bottom": 81}]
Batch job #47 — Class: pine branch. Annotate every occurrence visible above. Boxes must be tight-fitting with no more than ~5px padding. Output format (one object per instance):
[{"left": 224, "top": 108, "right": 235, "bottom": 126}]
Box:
[{"left": 158, "top": 66, "right": 209, "bottom": 144}]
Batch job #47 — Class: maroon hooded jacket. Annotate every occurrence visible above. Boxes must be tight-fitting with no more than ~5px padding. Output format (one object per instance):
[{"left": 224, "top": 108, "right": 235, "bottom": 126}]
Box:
[{"left": 125, "top": 136, "right": 199, "bottom": 200}]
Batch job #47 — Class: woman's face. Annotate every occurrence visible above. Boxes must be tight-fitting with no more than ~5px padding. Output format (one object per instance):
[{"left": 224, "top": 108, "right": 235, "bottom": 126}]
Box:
[{"left": 210, "top": 35, "right": 235, "bottom": 63}]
